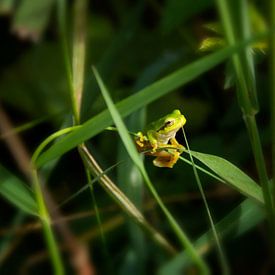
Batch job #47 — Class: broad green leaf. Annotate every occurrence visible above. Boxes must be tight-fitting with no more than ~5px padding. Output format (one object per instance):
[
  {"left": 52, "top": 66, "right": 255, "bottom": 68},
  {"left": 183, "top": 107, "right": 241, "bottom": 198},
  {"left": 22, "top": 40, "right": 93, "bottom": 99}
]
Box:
[
  {"left": 0, "top": 165, "right": 38, "bottom": 215},
  {"left": 189, "top": 151, "right": 263, "bottom": 203},
  {"left": 159, "top": 198, "right": 264, "bottom": 275},
  {"left": 36, "top": 43, "right": 257, "bottom": 167}
]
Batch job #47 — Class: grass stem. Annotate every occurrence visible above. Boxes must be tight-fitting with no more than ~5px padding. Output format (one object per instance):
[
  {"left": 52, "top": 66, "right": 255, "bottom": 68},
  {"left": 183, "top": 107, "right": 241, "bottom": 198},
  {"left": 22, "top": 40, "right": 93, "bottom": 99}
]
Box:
[
  {"left": 32, "top": 169, "right": 64, "bottom": 275},
  {"left": 270, "top": 0, "right": 275, "bottom": 221},
  {"left": 216, "top": 0, "right": 275, "bottom": 255}
]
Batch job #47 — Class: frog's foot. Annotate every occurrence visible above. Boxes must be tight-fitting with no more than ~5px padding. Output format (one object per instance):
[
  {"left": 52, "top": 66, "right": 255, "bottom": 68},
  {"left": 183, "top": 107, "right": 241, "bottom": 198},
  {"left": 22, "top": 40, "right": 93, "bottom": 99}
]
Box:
[
  {"left": 135, "top": 132, "right": 147, "bottom": 149},
  {"left": 136, "top": 132, "right": 145, "bottom": 144},
  {"left": 153, "top": 151, "right": 180, "bottom": 168},
  {"left": 135, "top": 138, "right": 144, "bottom": 148}
]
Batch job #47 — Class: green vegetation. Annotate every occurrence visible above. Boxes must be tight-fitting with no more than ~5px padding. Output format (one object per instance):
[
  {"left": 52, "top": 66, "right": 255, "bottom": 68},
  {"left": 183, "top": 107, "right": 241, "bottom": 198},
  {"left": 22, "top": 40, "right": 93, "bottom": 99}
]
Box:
[{"left": 0, "top": 0, "right": 273, "bottom": 274}]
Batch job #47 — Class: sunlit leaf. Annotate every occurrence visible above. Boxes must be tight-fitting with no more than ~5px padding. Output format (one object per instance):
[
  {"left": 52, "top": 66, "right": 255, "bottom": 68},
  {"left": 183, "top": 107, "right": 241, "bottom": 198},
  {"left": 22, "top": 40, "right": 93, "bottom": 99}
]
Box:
[{"left": 189, "top": 151, "right": 263, "bottom": 203}]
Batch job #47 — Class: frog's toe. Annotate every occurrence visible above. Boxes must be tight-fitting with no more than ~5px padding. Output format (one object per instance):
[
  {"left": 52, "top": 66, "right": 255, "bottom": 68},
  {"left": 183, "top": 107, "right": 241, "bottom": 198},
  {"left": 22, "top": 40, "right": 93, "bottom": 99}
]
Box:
[{"left": 178, "top": 145, "right": 185, "bottom": 153}]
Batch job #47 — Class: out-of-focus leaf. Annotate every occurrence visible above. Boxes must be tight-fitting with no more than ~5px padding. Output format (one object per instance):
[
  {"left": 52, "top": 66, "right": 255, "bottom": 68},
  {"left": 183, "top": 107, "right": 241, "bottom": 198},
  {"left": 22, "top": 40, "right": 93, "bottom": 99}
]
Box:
[
  {"left": 0, "top": 0, "right": 15, "bottom": 14},
  {"left": 0, "top": 164, "right": 38, "bottom": 215},
  {"left": 12, "top": 0, "right": 55, "bottom": 41},
  {"left": 0, "top": 43, "right": 70, "bottom": 119}
]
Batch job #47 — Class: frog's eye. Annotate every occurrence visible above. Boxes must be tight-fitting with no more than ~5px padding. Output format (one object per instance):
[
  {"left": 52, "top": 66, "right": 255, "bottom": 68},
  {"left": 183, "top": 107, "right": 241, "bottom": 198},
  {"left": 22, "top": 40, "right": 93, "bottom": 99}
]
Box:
[{"left": 165, "top": 120, "right": 174, "bottom": 127}]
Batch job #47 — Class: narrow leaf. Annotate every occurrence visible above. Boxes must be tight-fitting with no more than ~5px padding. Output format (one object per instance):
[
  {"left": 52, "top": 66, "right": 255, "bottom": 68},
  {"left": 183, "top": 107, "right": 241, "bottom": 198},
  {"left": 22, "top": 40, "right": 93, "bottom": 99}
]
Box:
[{"left": 189, "top": 151, "right": 263, "bottom": 203}]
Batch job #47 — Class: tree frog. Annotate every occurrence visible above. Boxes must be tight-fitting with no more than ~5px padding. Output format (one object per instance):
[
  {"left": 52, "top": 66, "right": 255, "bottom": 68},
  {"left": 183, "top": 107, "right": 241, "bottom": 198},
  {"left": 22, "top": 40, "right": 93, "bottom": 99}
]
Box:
[{"left": 135, "top": 109, "right": 186, "bottom": 168}]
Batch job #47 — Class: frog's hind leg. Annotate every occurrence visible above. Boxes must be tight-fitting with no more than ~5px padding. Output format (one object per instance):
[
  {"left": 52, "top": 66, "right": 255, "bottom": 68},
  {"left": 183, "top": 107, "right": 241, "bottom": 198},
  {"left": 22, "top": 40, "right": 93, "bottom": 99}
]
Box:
[{"left": 153, "top": 151, "right": 180, "bottom": 168}]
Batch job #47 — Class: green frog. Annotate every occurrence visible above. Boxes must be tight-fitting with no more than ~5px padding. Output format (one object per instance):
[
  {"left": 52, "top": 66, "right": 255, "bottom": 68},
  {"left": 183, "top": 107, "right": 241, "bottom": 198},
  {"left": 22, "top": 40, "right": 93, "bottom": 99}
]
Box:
[{"left": 135, "top": 109, "right": 186, "bottom": 168}]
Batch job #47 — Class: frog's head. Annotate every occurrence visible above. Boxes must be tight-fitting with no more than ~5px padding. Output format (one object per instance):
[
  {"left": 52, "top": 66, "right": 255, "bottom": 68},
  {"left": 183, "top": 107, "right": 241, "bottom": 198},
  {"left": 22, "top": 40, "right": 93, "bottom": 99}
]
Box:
[{"left": 157, "top": 109, "right": 186, "bottom": 134}]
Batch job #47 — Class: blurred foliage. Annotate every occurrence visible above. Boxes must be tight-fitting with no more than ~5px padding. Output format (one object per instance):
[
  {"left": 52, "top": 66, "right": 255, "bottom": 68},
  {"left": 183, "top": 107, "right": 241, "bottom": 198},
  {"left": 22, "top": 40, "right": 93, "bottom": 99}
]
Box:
[{"left": 0, "top": 0, "right": 272, "bottom": 274}]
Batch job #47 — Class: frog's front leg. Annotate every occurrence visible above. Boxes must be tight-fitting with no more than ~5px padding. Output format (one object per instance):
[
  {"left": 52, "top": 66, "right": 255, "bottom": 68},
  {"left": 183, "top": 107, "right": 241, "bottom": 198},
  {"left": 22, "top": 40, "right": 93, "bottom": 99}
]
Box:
[
  {"left": 135, "top": 131, "right": 146, "bottom": 148},
  {"left": 170, "top": 137, "right": 185, "bottom": 152},
  {"left": 147, "top": 130, "right": 158, "bottom": 151}
]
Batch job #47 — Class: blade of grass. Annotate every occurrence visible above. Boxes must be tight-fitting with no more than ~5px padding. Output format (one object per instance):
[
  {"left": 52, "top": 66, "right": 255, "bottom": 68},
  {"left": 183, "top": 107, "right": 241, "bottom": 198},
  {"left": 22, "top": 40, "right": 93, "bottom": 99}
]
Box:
[
  {"left": 186, "top": 151, "right": 263, "bottom": 204},
  {"left": 59, "top": 0, "right": 108, "bottom": 271},
  {"left": 182, "top": 129, "right": 229, "bottom": 275},
  {"left": 72, "top": 0, "right": 87, "bottom": 121},
  {"left": 118, "top": 115, "right": 146, "bottom": 274},
  {"left": 57, "top": 0, "right": 78, "bottom": 123},
  {"left": 32, "top": 126, "right": 81, "bottom": 164},
  {"left": 93, "top": 67, "right": 209, "bottom": 274},
  {"left": 31, "top": 168, "right": 64, "bottom": 274},
  {"left": 36, "top": 32, "right": 268, "bottom": 167},
  {"left": 179, "top": 156, "right": 225, "bottom": 183}
]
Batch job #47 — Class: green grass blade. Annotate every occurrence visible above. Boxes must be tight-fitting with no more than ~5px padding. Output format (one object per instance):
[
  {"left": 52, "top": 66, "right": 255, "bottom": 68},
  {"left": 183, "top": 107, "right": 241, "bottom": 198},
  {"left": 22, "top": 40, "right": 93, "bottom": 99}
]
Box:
[
  {"left": 182, "top": 130, "right": 229, "bottom": 275},
  {"left": 188, "top": 151, "right": 263, "bottom": 203},
  {"left": 72, "top": 0, "right": 87, "bottom": 122},
  {"left": 159, "top": 198, "right": 264, "bottom": 275},
  {"left": 93, "top": 67, "right": 209, "bottom": 274},
  {"left": 0, "top": 164, "right": 38, "bottom": 215},
  {"left": 31, "top": 168, "right": 64, "bottom": 274},
  {"left": 32, "top": 126, "right": 81, "bottom": 164},
  {"left": 92, "top": 67, "right": 143, "bottom": 169},
  {"left": 179, "top": 156, "right": 224, "bottom": 183},
  {"left": 36, "top": 35, "right": 268, "bottom": 167},
  {"left": 118, "top": 115, "right": 146, "bottom": 274}
]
